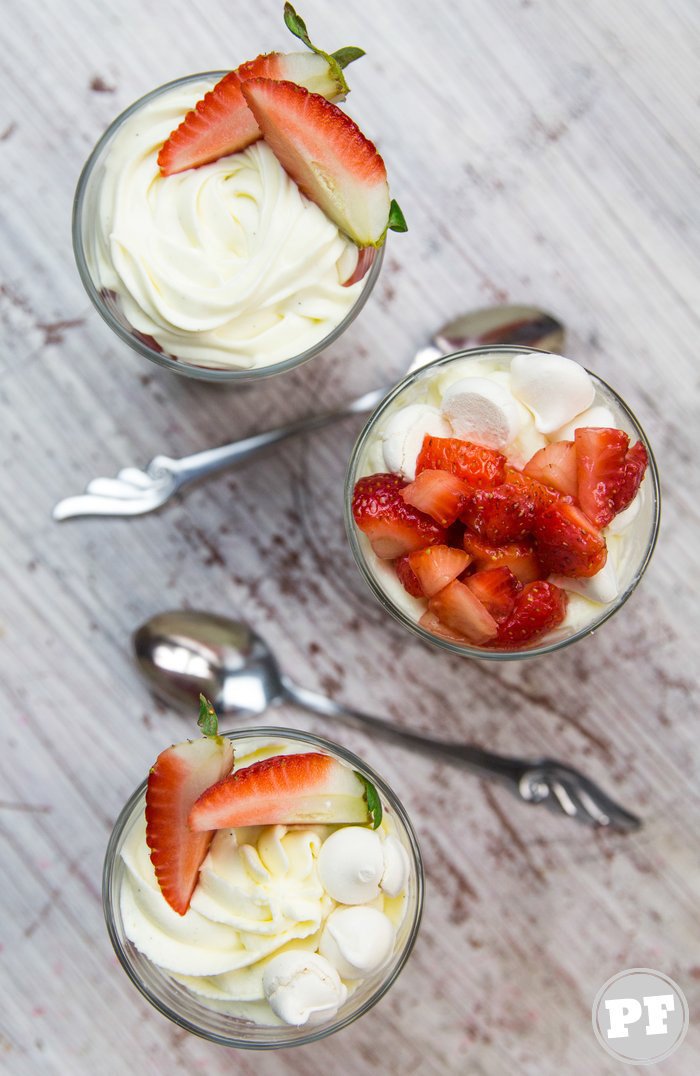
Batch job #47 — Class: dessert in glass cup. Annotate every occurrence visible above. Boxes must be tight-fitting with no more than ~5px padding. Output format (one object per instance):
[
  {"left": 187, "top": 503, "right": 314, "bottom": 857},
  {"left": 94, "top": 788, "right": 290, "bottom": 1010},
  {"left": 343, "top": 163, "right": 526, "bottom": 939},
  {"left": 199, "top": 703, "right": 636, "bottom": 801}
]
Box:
[
  {"left": 346, "top": 346, "right": 660, "bottom": 658},
  {"left": 73, "top": 5, "right": 406, "bottom": 381},
  {"left": 103, "top": 699, "right": 423, "bottom": 1048}
]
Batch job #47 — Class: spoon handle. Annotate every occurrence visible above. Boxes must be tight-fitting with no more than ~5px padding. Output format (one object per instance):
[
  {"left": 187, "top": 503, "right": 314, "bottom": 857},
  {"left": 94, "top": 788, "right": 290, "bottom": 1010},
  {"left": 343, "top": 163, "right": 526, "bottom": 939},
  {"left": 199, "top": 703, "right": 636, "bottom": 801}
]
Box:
[{"left": 282, "top": 679, "right": 641, "bottom": 832}]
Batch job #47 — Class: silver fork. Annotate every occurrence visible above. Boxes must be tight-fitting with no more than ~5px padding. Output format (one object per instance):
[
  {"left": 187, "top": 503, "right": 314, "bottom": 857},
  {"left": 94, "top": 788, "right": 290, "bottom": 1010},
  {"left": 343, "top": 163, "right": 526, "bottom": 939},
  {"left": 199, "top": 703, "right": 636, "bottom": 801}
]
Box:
[{"left": 52, "top": 387, "right": 386, "bottom": 520}]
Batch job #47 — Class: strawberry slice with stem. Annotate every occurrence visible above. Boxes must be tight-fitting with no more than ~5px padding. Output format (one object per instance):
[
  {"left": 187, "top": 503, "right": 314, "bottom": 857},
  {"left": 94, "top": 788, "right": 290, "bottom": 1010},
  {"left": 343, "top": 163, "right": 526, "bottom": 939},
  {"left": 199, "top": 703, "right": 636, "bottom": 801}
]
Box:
[
  {"left": 241, "top": 77, "right": 404, "bottom": 247},
  {"left": 158, "top": 4, "right": 364, "bottom": 176},
  {"left": 189, "top": 752, "right": 382, "bottom": 830},
  {"left": 145, "top": 696, "right": 234, "bottom": 916}
]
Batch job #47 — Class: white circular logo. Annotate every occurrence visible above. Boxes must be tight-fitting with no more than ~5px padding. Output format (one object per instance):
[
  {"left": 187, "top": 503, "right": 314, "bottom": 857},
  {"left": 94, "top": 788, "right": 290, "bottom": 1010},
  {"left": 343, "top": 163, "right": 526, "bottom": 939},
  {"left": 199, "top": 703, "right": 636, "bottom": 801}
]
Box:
[{"left": 592, "top": 968, "right": 689, "bottom": 1065}]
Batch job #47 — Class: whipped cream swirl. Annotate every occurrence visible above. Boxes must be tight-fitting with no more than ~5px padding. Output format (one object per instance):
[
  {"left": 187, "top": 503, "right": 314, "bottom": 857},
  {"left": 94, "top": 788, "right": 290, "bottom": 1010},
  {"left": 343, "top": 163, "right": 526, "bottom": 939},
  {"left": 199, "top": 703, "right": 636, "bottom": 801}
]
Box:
[{"left": 91, "top": 79, "right": 364, "bottom": 369}]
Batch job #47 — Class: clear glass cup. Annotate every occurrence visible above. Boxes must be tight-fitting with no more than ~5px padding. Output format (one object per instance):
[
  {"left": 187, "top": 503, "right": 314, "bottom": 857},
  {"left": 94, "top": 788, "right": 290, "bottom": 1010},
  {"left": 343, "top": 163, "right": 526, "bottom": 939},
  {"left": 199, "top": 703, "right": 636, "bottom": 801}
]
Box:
[
  {"left": 103, "top": 726, "right": 423, "bottom": 1048},
  {"left": 73, "top": 73, "right": 384, "bottom": 383},
  {"left": 344, "top": 345, "right": 661, "bottom": 660}
]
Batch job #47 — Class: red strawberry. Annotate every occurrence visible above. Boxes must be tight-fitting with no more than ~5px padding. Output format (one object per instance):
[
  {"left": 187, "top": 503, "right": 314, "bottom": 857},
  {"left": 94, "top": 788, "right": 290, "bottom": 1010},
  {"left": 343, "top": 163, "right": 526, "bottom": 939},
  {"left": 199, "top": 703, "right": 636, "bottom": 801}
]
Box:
[
  {"left": 506, "top": 467, "right": 562, "bottom": 510},
  {"left": 241, "top": 78, "right": 396, "bottom": 247},
  {"left": 575, "top": 427, "right": 630, "bottom": 527},
  {"left": 189, "top": 752, "right": 379, "bottom": 830},
  {"left": 401, "top": 469, "right": 472, "bottom": 526},
  {"left": 613, "top": 440, "right": 648, "bottom": 513},
  {"left": 418, "top": 610, "right": 472, "bottom": 645},
  {"left": 463, "top": 533, "right": 542, "bottom": 584},
  {"left": 145, "top": 701, "right": 234, "bottom": 916},
  {"left": 407, "top": 545, "right": 471, "bottom": 598},
  {"left": 352, "top": 473, "right": 446, "bottom": 559},
  {"left": 342, "top": 247, "right": 376, "bottom": 287},
  {"left": 158, "top": 52, "right": 348, "bottom": 176},
  {"left": 465, "top": 566, "right": 522, "bottom": 622},
  {"left": 416, "top": 436, "right": 507, "bottom": 488},
  {"left": 460, "top": 483, "right": 536, "bottom": 543},
  {"left": 533, "top": 500, "right": 607, "bottom": 578},
  {"left": 495, "top": 581, "right": 568, "bottom": 647},
  {"left": 395, "top": 554, "right": 424, "bottom": 597},
  {"left": 428, "top": 580, "right": 499, "bottom": 645},
  {"left": 523, "top": 441, "right": 578, "bottom": 498}
]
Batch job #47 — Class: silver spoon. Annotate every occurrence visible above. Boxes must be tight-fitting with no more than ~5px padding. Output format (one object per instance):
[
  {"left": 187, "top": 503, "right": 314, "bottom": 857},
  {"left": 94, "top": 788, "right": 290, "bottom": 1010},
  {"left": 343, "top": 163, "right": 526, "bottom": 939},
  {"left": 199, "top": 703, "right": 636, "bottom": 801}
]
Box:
[
  {"left": 133, "top": 610, "right": 641, "bottom": 832},
  {"left": 53, "top": 304, "right": 564, "bottom": 520}
]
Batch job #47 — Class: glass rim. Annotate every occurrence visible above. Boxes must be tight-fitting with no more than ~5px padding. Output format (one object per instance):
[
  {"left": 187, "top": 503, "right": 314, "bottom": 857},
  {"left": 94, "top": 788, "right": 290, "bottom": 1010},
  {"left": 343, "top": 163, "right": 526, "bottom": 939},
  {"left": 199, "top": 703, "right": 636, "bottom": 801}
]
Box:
[
  {"left": 103, "top": 725, "right": 424, "bottom": 1048},
  {"left": 344, "top": 344, "right": 661, "bottom": 661},
  {"left": 72, "top": 72, "right": 385, "bottom": 383}
]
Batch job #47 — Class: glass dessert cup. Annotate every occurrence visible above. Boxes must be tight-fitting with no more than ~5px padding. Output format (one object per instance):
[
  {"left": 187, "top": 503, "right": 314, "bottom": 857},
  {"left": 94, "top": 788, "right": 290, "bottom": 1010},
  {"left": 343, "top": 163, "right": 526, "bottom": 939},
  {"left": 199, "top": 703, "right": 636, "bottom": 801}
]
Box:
[
  {"left": 103, "top": 726, "right": 423, "bottom": 1049},
  {"left": 73, "top": 73, "right": 384, "bottom": 383},
  {"left": 345, "top": 345, "right": 661, "bottom": 660}
]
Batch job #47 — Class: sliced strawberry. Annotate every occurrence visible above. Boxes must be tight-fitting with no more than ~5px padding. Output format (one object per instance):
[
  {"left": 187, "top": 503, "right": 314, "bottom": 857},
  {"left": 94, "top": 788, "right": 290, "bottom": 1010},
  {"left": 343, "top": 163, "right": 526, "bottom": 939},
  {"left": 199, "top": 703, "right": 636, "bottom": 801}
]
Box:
[
  {"left": 407, "top": 545, "right": 471, "bottom": 598},
  {"left": 401, "top": 469, "right": 472, "bottom": 526},
  {"left": 463, "top": 533, "right": 542, "bottom": 584},
  {"left": 428, "top": 580, "right": 499, "bottom": 645},
  {"left": 241, "top": 78, "right": 393, "bottom": 247},
  {"left": 395, "top": 554, "right": 424, "bottom": 598},
  {"left": 506, "top": 467, "right": 562, "bottom": 510},
  {"left": 495, "top": 581, "right": 568, "bottom": 647},
  {"left": 416, "top": 436, "right": 507, "bottom": 488},
  {"left": 575, "top": 427, "right": 630, "bottom": 528},
  {"left": 465, "top": 566, "right": 522, "bottom": 623},
  {"left": 418, "top": 610, "right": 472, "bottom": 645},
  {"left": 352, "top": 473, "right": 446, "bottom": 559},
  {"left": 523, "top": 441, "right": 578, "bottom": 498},
  {"left": 460, "top": 483, "right": 536, "bottom": 543},
  {"left": 189, "top": 752, "right": 378, "bottom": 830},
  {"left": 343, "top": 247, "right": 376, "bottom": 287},
  {"left": 533, "top": 500, "right": 607, "bottom": 577},
  {"left": 145, "top": 720, "right": 234, "bottom": 916},
  {"left": 613, "top": 440, "right": 648, "bottom": 514},
  {"left": 158, "top": 52, "right": 347, "bottom": 176}
]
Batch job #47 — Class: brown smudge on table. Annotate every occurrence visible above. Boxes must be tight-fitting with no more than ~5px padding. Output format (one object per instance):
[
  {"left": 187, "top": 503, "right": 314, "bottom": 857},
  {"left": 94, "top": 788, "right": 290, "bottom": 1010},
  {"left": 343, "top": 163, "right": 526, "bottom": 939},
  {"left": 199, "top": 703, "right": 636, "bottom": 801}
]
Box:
[
  {"left": 482, "top": 783, "right": 547, "bottom": 884},
  {"left": 0, "top": 123, "right": 16, "bottom": 141},
  {"left": 37, "top": 319, "right": 85, "bottom": 346},
  {"left": 89, "top": 76, "right": 115, "bottom": 93}
]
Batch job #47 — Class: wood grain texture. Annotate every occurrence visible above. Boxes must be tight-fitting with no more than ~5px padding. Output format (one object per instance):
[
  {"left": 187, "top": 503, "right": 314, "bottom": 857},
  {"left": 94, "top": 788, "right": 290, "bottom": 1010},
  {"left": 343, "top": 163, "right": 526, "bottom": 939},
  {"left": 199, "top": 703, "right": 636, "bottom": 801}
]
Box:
[{"left": 1, "top": 0, "right": 699, "bottom": 1072}]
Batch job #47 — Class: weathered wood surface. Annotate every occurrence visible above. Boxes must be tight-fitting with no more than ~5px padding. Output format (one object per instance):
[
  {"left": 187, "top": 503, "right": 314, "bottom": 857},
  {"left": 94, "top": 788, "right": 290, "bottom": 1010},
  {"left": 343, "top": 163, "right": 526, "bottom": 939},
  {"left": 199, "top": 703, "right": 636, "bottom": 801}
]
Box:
[{"left": 1, "top": 0, "right": 699, "bottom": 1072}]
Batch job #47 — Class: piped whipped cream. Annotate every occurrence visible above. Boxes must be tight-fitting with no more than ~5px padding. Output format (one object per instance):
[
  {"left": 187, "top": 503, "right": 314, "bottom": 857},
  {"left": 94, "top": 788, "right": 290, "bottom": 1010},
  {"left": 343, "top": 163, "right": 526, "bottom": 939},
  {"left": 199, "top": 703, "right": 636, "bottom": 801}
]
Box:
[
  {"left": 91, "top": 79, "right": 366, "bottom": 370},
  {"left": 359, "top": 351, "right": 653, "bottom": 645},
  {"left": 120, "top": 739, "right": 412, "bottom": 1028}
]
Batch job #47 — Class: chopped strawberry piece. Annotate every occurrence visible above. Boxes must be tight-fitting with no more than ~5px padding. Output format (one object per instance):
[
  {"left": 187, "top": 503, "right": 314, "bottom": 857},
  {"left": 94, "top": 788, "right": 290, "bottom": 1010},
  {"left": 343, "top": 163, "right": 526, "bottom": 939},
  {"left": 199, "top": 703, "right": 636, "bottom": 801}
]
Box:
[
  {"left": 416, "top": 436, "right": 507, "bottom": 489},
  {"left": 418, "top": 610, "right": 472, "bottom": 645},
  {"left": 465, "top": 566, "right": 522, "bottom": 622},
  {"left": 495, "top": 581, "right": 568, "bottom": 647},
  {"left": 242, "top": 78, "right": 392, "bottom": 246},
  {"left": 401, "top": 469, "right": 472, "bottom": 526},
  {"left": 158, "top": 52, "right": 346, "bottom": 176},
  {"left": 190, "top": 752, "right": 377, "bottom": 830},
  {"left": 395, "top": 554, "right": 424, "bottom": 597},
  {"left": 575, "top": 427, "right": 630, "bottom": 527},
  {"left": 506, "top": 467, "right": 562, "bottom": 510},
  {"left": 613, "top": 440, "right": 648, "bottom": 513},
  {"left": 146, "top": 734, "right": 234, "bottom": 915},
  {"left": 352, "top": 473, "right": 447, "bottom": 559},
  {"left": 343, "top": 247, "right": 376, "bottom": 287},
  {"left": 407, "top": 545, "right": 471, "bottom": 598},
  {"left": 428, "top": 580, "right": 499, "bottom": 645},
  {"left": 523, "top": 441, "right": 578, "bottom": 498},
  {"left": 460, "top": 483, "right": 536, "bottom": 543},
  {"left": 533, "top": 500, "right": 607, "bottom": 577},
  {"left": 463, "top": 533, "right": 543, "bottom": 584}
]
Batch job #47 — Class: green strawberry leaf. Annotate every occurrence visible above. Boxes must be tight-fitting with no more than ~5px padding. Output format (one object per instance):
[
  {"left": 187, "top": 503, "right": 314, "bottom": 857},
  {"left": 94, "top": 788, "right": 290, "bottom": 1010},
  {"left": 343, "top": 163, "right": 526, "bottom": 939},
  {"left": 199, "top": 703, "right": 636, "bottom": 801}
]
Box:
[
  {"left": 283, "top": 3, "right": 364, "bottom": 96},
  {"left": 388, "top": 199, "right": 408, "bottom": 233},
  {"left": 197, "top": 694, "right": 219, "bottom": 738},
  {"left": 354, "top": 771, "right": 383, "bottom": 829},
  {"left": 331, "top": 46, "right": 366, "bottom": 69}
]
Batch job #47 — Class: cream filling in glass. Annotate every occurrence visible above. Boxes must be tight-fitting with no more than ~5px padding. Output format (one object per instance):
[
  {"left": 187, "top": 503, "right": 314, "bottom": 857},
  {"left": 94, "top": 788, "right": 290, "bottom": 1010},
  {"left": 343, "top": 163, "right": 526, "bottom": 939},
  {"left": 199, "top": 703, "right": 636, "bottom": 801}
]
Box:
[
  {"left": 120, "top": 739, "right": 410, "bottom": 1027},
  {"left": 91, "top": 79, "right": 364, "bottom": 370},
  {"left": 358, "top": 352, "right": 652, "bottom": 644}
]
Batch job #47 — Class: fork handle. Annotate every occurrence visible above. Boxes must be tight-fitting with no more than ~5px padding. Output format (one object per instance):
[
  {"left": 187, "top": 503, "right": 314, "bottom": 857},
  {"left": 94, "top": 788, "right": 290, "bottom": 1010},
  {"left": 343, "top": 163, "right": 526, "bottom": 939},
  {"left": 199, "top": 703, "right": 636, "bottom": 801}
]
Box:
[{"left": 151, "top": 386, "right": 388, "bottom": 488}]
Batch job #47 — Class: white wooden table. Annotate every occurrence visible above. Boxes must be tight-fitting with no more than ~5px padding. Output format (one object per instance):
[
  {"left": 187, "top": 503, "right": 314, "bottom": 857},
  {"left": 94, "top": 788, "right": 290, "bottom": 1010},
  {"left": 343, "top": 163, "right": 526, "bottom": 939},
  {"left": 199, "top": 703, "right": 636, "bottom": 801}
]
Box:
[{"left": 2, "top": 1, "right": 699, "bottom": 1072}]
